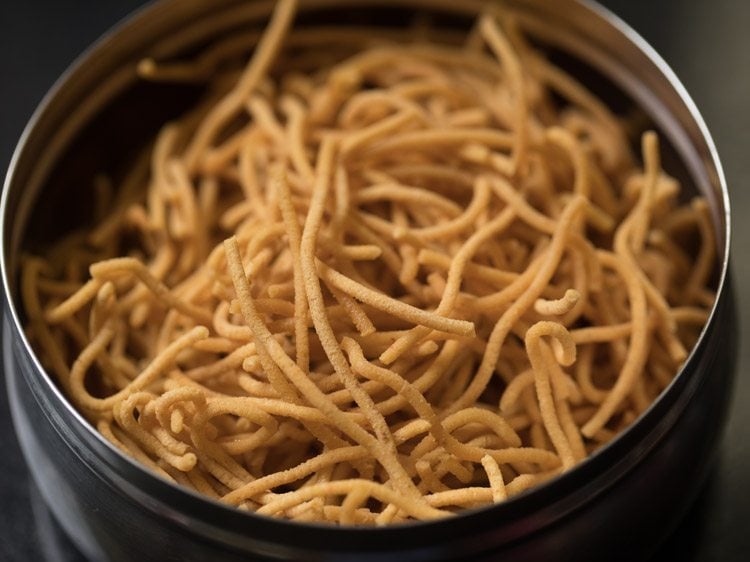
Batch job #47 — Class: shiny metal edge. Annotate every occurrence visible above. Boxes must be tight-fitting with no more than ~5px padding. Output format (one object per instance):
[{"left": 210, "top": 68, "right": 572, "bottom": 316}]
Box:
[
  {"left": 581, "top": 0, "right": 732, "bottom": 343},
  {"left": 0, "top": 0, "right": 734, "bottom": 542},
  {"left": 0, "top": 1, "right": 161, "bottom": 451}
]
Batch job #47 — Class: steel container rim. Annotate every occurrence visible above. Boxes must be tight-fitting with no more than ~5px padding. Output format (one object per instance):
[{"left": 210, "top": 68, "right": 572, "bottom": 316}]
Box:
[{"left": 0, "top": 0, "right": 733, "bottom": 552}]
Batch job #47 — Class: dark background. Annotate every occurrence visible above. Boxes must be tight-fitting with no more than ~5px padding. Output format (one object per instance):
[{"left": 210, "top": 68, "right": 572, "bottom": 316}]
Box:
[{"left": 0, "top": 1, "right": 748, "bottom": 560}]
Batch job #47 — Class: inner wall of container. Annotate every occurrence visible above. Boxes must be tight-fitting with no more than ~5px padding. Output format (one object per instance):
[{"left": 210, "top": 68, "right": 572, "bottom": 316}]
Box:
[
  {"left": 0, "top": 0, "right": 729, "bottom": 547},
  {"left": 11, "top": 0, "right": 721, "bottom": 289},
  {"left": 0, "top": 0, "right": 726, "bottom": 485}
]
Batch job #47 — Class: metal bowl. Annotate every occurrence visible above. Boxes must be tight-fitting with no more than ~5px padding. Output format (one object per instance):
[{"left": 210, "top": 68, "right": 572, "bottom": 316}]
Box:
[{"left": 0, "top": 1, "right": 735, "bottom": 560}]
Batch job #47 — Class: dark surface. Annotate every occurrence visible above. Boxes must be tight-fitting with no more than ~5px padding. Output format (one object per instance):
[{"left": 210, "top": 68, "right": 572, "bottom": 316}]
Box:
[{"left": 0, "top": 1, "right": 748, "bottom": 561}]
